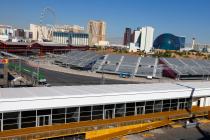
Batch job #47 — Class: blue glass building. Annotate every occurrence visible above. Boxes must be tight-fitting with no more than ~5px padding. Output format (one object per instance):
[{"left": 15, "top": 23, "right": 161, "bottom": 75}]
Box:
[{"left": 153, "top": 33, "right": 185, "bottom": 50}]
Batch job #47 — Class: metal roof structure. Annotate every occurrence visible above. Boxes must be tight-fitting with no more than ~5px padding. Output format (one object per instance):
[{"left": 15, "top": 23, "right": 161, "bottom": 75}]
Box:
[
  {"left": 1, "top": 82, "right": 210, "bottom": 112},
  {"left": 0, "top": 41, "right": 30, "bottom": 46},
  {"left": 161, "top": 57, "right": 210, "bottom": 79},
  {"left": 37, "top": 42, "right": 68, "bottom": 47}
]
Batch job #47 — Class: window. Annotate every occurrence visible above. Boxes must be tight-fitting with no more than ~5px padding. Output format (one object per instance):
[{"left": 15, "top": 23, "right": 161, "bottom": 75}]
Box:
[
  {"left": 52, "top": 108, "right": 65, "bottom": 124},
  {"left": 136, "top": 101, "right": 145, "bottom": 106},
  {"left": 21, "top": 111, "right": 36, "bottom": 128},
  {"left": 179, "top": 98, "right": 186, "bottom": 103},
  {"left": 145, "top": 101, "right": 154, "bottom": 114},
  {"left": 80, "top": 106, "right": 91, "bottom": 121},
  {"left": 154, "top": 100, "right": 163, "bottom": 113},
  {"left": 126, "top": 103, "right": 135, "bottom": 116},
  {"left": 3, "top": 112, "right": 19, "bottom": 130},
  {"left": 0, "top": 113, "right": 2, "bottom": 131},
  {"left": 66, "top": 107, "right": 79, "bottom": 123},
  {"left": 105, "top": 104, "right": 115, "bottom": 110},
  {"left": 92, "top": 105, "right": 103, "bottom": 120},
  {"left": 0, "top": 74, "right": 4, "bottom": 79},
  {"left": 162, "top": 100, "right": 171, "bottom": 112},
  {"left": 170, "top": 99, "right": 178, "bottom": 111},
  {"left": 37, "top": 109, "right": 51, "bottom": 116},
  {"left": 115, "top": 104, "right": 125, "bottom": 117},
  {"left": 0, "top": 64, "right": 4, "bottom": 68}
]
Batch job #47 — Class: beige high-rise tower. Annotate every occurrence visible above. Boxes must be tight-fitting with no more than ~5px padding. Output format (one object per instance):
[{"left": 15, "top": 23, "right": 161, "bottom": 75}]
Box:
[{"left": 87, "top": 20, "right": 106, "bottom": 46}]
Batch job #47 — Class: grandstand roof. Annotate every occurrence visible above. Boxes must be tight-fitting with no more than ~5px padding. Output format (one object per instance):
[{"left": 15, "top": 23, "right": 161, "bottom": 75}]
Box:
[
  {"left": 36, "top": 42, "right": 68, "bottom": 47},
  {"left": 1, "top": 82, "right": 210, "bottom": 112},
  {"left": 0, "top": 41, "right": 29, "bottom": 46}
]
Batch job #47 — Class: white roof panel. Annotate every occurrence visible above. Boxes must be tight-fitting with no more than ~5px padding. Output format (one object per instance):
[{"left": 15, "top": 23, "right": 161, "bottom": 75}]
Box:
[
  {"left": 0, "top": 82, "right": 210, "bottom": 112},
  {"left": 0, "top": 83, "right": 189, "bottom": 100}
]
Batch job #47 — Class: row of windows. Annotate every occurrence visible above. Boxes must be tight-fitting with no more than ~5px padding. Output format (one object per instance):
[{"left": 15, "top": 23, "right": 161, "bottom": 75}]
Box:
[
  {"left": 0, "top": 98, "right": 191, "bottom": 131},
  {"left": 53, "top": 32, "right": 89, "bottom": 38}
]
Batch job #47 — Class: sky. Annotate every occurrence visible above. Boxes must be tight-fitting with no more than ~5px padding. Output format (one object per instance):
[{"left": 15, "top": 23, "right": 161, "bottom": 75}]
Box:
[{"left": 1, "top": 0, "right": 210, "bottom": 44}]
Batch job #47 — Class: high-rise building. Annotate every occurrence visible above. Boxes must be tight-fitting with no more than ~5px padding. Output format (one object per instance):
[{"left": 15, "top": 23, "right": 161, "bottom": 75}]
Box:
[
  {"left": 128, "top": 26, "right": 154, "bottom": 53},
  {"left": 30, "top": 24, "right": 85, "bottom": 42},
  {"left": 123, "top": 28, "right": 132, "bottom": 45},
  {"left": 87, "top": 20, "right": 106, "bottom": 46},
  {"left": 14, "top": 29, "right": 25, "bottom": 38},
  {"left": 140, "top": 26, "right": 154, "bottom": 53}
]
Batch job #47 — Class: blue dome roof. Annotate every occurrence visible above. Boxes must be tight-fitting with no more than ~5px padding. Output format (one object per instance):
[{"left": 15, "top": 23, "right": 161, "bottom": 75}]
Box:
[{"left": 153, "top": 33, "right": 185, "bottom": 50}]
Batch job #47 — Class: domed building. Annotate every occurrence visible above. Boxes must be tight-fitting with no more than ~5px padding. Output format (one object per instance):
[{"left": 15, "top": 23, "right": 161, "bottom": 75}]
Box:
[{"left": 153, "top": 33, "right": 185, "bottom": 50}]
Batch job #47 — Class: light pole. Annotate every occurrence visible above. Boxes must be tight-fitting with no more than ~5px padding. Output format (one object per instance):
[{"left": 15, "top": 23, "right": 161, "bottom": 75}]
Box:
[
  {"left": 37, "top": 60, "right": 40, "bottom": 85},
  {"left": 101, "top": 61, "right": 108, "bottom": 85},
  {"left": 101, "top": 64, "right": 105, "bottom": 85},
  {"left": 19, "top": 58, "right": 22, "bottom": 76}
]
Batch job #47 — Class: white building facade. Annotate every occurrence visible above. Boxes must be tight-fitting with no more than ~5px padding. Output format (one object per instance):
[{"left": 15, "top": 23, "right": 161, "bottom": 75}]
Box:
[
  {"left": 0, "top": 25, "right": 13, "bottom": 42},
  {"left": 53, "top": 32, "right": 89, "bottom": 46},
  {"left": 0, "top": 82, "right": 210, "bottom": 132},
  {"left": 128, "top": 26, "right": 154, "bottom": 53}
]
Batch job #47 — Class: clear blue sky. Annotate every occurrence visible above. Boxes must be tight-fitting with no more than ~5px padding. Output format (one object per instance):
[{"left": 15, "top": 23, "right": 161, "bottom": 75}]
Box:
[{"left": 1, "top": 0, "right": 210, "bottom": 44}]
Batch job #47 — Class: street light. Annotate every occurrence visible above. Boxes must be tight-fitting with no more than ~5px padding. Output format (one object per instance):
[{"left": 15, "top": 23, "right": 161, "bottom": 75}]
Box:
[{"left": 101, "top": 61, "right": 109, "bottom": 84}]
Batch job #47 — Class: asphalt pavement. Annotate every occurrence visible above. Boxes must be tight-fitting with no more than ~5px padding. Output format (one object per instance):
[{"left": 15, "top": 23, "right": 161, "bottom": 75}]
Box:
[
  {"left": 17, "top": 60, "right": 139, "bottom": 86},
  {"left": 40, "top": 67, "right": 139, "bottom": 86}
]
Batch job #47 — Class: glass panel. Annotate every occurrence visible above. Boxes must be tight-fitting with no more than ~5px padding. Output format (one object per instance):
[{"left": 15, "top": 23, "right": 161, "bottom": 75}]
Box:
[
  {"left": 178, "top": 102, "right": 185, "bottom": 110},
  {"left": 162, "top": 99, "right": 170, "bottom": 112},
  {"left": 115, "top": 103, "right": 125, "bottom": 117},
  {"left": 126, "top": 103, "right": 135, "bottom": 108},
  {"left": 145, "top": 104, "right": 154, "bottom": 114},
  {"left": 66, "top": 107, "right": 79, "bottom": 123},
  {"left": 126, "top": 103, "right": 135, "bottom": 116},
  {"left": 21, "top": 111, "right": 36, "bottom": 128},
  {"left": 92, "top": 105, "right": 103, "bottom": 120},
  {"left": 179, "top": 98, "right": 186, "bottom": 102},
  {"left": 67, "top": 107, "right": 78, "bottom": 113},
  {"left": 171, "top": 99, "right": 178, "bottom": 104},
  {"left": 116, "top": 104, "right": 125, "bottom": 109},
  {"left": 146, "top": 101, "right": 154, "bottom": 106},
  {"left": 170, "top": 99, "right": 178, "bottom": 111},
  {"left": 37, "top": 109, "right": 51, "bottom": 115},
  {"left": 80, "top": 106, "right": 91, "bottom": 112},
  {"left": 136, "top": 101, "right": 145, "bottom": 106},
  {"left": 0, "top": 113, "right": 2, "bottom": 131},
  {"left": 52, "top": 108, "right": 65, "bottom": 124},
  {"left": 93, "top": 105, "right": 103, "bottom": 111},
  {"left": 154, "top": 100, "right": 162, "bottom": 113},
  {"left": 105, "top": 104, "right": 115, "bottom": 109},
  {"left": 3, "top": 112, "right": 19, "bottom": 130},
  {"left": 80, "top": 106, "right": 91, "bottom": 121}
]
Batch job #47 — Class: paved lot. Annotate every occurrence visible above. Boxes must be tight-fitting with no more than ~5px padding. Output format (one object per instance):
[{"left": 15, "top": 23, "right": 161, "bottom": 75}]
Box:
[
  {"left": 18, "top": 60, "right": 139, "bottom": 86},
  {"left": 40, "top": 67, "right": 139, "bottom": 86}
]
